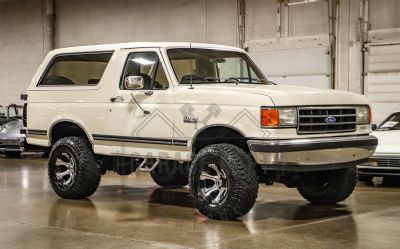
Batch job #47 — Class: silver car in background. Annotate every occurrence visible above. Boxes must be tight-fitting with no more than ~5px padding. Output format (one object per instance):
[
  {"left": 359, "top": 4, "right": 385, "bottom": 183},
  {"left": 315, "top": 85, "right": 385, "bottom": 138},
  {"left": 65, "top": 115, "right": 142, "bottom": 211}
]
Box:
[
  {"left": 0, "top": 119, "right": 25, "bottom": 157},
  {"left": 0, "top": 104, "right": 24, "bottom": 158}
]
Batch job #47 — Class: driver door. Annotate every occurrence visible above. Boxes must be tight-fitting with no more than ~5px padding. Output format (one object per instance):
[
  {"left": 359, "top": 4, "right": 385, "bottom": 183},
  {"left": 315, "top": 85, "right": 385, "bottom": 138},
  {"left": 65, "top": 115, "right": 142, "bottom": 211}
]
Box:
[{"left": 103, "top": 48, "right": 176, "bottom": 159}]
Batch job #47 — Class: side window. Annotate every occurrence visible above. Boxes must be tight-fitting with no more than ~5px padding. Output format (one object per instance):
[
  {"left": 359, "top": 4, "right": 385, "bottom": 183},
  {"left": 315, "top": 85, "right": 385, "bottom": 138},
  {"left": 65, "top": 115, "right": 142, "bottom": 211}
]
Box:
[
  {"left": 39, "top": 53, "right": 113, "bottom": 86},
  {"left": 121, "top": 52, "right": 169, "bottom": 90}
]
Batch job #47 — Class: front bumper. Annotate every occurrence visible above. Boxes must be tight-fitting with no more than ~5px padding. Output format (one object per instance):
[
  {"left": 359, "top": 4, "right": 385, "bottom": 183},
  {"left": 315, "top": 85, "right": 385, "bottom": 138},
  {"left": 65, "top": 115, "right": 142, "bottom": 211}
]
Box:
[
  {"left": 358, "top": 157, "right": 400, "bottom": 176},
  {"left": 248, "top": 135, "right": 378, "bottom": 171},
  {"left": 0, "top": 137, "right": 25, "bottom": 153}
]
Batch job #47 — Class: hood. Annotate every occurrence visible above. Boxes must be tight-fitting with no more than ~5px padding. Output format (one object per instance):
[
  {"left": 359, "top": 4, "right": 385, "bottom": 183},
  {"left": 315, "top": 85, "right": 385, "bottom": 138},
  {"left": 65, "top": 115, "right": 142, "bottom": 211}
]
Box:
[
  {"left": 192, "top": 84, "right": 369, "bottom": 106},
  {"left": 372, "top": 130, "right": 400, "bottom": 155},
  {"left": 0, "top": 119, "right": 23, "bottom": 135}
]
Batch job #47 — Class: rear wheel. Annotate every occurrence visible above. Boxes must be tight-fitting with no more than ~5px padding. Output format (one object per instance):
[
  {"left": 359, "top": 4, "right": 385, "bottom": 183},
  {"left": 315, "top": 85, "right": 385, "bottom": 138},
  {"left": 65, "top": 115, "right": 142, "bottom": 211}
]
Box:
[
  {"left": 189, "top": 144, "right": 258, "bottom": 220},
  {"left": 150, "top": 161, "right": 189, "bottom": 187},
  {"left": 48, "top": 137, "right": 101, "bottom": 199},
  {"left": 297, "top": 166, "right": 357, "bottom": 205}
]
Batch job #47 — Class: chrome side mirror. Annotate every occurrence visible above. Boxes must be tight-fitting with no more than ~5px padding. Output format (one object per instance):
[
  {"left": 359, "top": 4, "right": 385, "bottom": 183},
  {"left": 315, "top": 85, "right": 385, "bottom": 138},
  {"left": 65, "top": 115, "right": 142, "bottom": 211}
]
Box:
[{"left": 124, "top": 76, "right": 144, "bottom": 90}]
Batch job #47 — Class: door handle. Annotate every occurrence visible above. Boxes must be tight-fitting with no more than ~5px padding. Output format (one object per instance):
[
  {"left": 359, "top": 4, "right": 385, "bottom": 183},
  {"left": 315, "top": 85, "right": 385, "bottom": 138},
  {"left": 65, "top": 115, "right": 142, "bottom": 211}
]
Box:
[{"left": 110, "top": 96, "right": 124, "bottom": 102}]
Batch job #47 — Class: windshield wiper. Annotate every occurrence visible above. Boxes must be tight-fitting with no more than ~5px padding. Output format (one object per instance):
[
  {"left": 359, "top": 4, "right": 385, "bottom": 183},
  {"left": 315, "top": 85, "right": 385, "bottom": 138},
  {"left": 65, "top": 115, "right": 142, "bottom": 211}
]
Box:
[{"left": 225, "top": 77, "right": 272, "bottom": 84}]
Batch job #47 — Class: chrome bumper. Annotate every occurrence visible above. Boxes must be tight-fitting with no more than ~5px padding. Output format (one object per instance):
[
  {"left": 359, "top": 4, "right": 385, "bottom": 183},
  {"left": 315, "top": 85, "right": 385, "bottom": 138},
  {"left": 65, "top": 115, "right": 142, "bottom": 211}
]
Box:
[
  {"left": 248, "top": 135, "right": 378, "bottom": 171},
  {"left": 357, "top": 157, "right": 400, "bottom": 176}
]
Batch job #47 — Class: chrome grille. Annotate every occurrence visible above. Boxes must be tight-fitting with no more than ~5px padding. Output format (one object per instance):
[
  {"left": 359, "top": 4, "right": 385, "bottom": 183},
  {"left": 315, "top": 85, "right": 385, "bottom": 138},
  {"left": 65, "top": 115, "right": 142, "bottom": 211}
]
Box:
[
  {"left": 377, "top": 158, "right": 400, "bottom": 168},
  {"left": 297, "top": 107, "right": 357, "bottom": 134}
]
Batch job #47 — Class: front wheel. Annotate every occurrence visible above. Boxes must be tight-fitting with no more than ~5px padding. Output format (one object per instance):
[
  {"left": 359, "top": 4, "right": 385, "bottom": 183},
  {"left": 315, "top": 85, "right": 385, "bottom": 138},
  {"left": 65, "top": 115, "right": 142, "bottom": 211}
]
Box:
[
  {"left": 297, "top": 166, "right": 357, "bottom": 205},
  {"left": 48, "top": 137, "right": 101, "bottom": 199},
  {"left": 189, "top": 144, "right": 259, "bottom": 220}
]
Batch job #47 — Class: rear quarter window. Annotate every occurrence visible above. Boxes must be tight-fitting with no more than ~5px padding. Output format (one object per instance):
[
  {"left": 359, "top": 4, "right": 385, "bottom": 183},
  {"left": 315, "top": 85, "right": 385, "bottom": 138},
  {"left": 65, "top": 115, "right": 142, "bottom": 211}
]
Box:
[{"left": 38, "top": 52, "right": 113, "bottom": 86}]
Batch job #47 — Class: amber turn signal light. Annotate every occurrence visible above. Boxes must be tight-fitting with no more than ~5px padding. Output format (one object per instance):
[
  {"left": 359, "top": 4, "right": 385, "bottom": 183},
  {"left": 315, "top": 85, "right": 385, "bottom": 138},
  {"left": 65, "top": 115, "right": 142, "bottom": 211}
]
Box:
[
  {"left": 368, "top": 106, "right": 372, "bottom": 124},
  {"left": 261, "top": 109, "right": 279, "bottom": 127}
]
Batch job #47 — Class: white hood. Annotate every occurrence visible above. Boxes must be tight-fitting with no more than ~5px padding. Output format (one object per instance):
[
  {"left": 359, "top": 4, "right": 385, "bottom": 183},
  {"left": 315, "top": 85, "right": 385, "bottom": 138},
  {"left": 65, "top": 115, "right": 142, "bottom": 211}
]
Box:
[
  {"left": 192, "top": 84, "right": 369, "bottom": 106},
  {"left": 372, "top": 130, "right": 400, "bottom": 156}
]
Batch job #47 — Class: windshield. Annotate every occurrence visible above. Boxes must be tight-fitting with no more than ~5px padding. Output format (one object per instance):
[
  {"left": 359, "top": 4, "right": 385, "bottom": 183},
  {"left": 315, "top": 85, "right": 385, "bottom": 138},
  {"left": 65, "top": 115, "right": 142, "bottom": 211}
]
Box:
[
  {"left": 377, "top": 113, "right": 400, "bottom": 131},
  {"left": 0, "top": 106, "right": 6, "bottom": 120},
  {"left": 167, "top": 48, "right": 269, "bottom": 85},
  {"left": 9, "top": 105, "right": 22, "bottom": 118},
  {"left": 0, "top": 105, "right": 22, "bottom": 121}
]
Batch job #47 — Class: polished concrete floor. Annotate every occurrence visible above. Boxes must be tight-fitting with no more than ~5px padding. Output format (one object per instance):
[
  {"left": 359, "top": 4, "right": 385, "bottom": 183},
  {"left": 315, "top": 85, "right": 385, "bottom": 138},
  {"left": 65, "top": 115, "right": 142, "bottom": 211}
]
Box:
[{"left": 0, "top": 154, "right": 399, "bottom": 249}]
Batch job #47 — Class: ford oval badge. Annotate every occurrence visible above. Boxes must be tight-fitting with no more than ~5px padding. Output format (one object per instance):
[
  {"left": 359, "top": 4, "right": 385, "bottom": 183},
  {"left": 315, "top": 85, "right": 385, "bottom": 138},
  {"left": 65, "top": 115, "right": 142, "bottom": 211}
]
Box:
[{"left": 325, "top": 116, "right": 337, "bottom": 124}]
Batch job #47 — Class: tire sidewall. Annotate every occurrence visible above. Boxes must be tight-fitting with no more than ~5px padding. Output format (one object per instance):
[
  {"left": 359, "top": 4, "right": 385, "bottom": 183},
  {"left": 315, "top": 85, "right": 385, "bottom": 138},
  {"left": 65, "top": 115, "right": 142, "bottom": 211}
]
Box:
[
  {"left": 190, "top": 151, "right": 233, "bottom": 212},
  {"left": 48, "top": 144, "right": 79, "bottom": 193},
  {"left": 48, "top": 137, "right": 101, "bottom": 199}
]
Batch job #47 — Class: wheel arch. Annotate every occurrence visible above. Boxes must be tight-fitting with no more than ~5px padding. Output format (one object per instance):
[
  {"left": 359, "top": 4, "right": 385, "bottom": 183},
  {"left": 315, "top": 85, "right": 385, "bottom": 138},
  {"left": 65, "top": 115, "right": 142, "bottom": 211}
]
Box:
[
  {"left": 191, "top": 124, "right": 248, "bottom": 154},
  {"left": 49, "top": 119, "right": 93, "bottom": 146}
]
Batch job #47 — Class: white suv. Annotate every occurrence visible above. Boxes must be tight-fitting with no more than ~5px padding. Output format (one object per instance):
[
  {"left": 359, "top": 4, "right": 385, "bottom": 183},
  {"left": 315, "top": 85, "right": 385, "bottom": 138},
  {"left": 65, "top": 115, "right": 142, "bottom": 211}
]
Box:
[{"left": 23, "top": 42, "right": 377, "bottom": 220}]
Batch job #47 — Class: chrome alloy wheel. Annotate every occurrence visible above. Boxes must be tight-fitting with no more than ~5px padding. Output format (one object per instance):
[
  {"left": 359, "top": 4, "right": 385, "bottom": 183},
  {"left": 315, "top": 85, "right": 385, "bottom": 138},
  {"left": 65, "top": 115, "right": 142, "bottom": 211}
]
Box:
[
  {"left": 54, "top": 152, "right": 76, "bottom": 187},
  {"left": 198, "top": 163, "right": 228, "bottom": 207}
]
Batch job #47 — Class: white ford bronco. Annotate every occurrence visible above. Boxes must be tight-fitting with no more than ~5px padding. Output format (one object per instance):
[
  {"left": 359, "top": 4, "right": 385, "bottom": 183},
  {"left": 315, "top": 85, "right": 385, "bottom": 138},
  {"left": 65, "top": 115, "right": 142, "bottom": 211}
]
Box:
[{"left": 23, "top": 42, "right": 378, "bottom": 220}]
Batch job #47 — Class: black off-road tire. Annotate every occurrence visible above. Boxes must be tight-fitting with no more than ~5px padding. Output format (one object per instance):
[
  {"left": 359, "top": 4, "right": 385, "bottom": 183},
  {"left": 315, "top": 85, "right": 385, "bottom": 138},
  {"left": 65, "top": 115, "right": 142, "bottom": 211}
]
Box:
[
  {"left": 150, "top": 161, "right": 189, "bottom": 187},
  {"left": 297, "top": 166, "right": 357, "bottom": 205},
  {"left": 48, "top": 136, "right": 101, "bottom": 199},
  {"left": 4, "top": 151, "right": 21, "bottom": 158},
  {"left": 189, "top": 144, "right": 259, "bottom": 220}
]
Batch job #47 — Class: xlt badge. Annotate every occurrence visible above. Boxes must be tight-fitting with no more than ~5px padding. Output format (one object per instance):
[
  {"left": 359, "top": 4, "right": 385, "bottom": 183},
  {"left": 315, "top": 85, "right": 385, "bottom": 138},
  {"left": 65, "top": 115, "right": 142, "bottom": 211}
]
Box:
[{"left": 184, "top": 116, "right": 198, "bottom": 123}]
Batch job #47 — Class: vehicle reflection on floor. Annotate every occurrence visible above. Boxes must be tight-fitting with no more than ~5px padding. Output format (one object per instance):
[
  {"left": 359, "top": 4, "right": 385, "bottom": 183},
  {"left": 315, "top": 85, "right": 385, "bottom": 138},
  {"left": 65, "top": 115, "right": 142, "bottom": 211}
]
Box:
[{"left": 0, "top": 154, "right": 399, "bottom": 249}]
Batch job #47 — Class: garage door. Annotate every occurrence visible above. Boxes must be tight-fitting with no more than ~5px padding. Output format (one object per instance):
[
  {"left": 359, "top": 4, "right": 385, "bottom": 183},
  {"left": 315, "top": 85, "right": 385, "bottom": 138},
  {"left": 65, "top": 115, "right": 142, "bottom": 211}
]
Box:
[
  {"left": 365, "top": 42, "right": 400, "bottom": 124},
  {"left": 249, "top": 46, "right": 331, "bottom": 89}
]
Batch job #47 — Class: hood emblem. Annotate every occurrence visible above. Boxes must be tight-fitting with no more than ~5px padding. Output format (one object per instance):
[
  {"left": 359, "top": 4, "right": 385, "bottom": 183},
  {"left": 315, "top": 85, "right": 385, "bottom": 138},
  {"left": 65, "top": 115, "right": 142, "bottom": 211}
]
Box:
[{"left": 325, "top": 116, "right": 337, "bottom": 124}]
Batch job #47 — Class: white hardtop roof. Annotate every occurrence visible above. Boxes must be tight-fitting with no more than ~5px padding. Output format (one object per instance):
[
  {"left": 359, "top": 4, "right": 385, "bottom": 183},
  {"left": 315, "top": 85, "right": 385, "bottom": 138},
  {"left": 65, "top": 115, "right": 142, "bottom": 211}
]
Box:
[{"left": 50, "top": 42, "right": 245, "bottom": 55}]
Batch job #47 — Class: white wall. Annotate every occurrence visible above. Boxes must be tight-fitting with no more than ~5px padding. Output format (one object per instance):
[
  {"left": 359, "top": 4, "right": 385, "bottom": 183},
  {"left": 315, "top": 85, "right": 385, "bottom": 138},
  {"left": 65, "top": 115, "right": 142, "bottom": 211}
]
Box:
[
  {"left": 0, "top": 0, "right": 44, "bottom": 105},
  {"left": 55, "top": 0, "right": 238, "bottom": 47}
]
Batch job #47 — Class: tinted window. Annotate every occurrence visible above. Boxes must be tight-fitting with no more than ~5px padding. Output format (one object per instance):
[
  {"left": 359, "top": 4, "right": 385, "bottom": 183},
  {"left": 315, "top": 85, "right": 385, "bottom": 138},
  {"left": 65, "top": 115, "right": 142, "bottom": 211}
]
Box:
[
  {"left": 39, "top": 53, "right": 113, "bottom": 86},
  {"left": 121, "top": 52, "right": 169, "bottom": 90}
]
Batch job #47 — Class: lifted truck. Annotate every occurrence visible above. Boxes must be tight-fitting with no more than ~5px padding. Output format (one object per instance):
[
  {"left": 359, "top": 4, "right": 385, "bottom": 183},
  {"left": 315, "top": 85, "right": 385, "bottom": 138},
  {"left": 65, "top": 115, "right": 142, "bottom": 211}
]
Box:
[{"left": 23, "top": 42, "right": 377, "bottom": 220}]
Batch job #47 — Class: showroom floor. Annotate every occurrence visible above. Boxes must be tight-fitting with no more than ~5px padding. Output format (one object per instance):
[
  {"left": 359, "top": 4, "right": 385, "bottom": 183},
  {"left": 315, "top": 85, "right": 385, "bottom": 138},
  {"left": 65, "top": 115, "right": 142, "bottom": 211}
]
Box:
[{"left": 0, "top": 155, "right": 399, "bottom": 249}]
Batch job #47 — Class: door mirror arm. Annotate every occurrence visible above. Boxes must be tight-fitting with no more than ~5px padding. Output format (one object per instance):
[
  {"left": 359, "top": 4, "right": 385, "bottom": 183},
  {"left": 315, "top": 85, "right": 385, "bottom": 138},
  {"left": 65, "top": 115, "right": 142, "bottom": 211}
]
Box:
[{"left": 124, "top": 76, "right": 150, "bottom": 115}]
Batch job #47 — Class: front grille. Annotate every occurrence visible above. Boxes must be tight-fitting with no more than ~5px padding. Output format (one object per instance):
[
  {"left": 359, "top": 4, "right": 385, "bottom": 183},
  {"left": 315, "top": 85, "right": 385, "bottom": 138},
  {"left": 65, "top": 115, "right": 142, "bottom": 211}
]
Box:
[
  {"left": 377, "top": 158, "right": 400, "bottom": 168},
  {"left": 297, "top": 107, "right": 357, "bottom": 134}
]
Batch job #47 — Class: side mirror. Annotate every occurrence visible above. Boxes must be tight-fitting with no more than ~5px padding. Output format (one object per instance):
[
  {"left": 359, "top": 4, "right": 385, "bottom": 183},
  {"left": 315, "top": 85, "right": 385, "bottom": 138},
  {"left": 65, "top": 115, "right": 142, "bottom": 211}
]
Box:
[
  {"left": 124, "top": 76, "right": 144, "bottom": 90},
  {"left": 371, "top": 124, "right": 377, "bottom": 131}
]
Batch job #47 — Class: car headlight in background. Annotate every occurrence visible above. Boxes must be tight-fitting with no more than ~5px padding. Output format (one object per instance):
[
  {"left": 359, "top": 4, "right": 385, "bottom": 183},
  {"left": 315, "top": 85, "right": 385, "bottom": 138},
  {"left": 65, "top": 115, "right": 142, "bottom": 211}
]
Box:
[
  {"left": 356, "top": 106, "right": 371, "bottom": 124},
  {"left": 261, "top": 107, "right": 297, "bottom": 128},
  {"left": 0, "top": 124, "right": 11, "bottom": 134},
  {"left": 0, "top": 125, "right": 10, "bottom": 134}
]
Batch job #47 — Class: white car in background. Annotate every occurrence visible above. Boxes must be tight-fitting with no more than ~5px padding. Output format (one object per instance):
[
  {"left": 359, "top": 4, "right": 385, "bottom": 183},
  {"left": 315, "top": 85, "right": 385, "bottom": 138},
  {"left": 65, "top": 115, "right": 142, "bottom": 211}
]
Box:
[{"left": 358, "top": 112, "right": 400, "bottom": 181}]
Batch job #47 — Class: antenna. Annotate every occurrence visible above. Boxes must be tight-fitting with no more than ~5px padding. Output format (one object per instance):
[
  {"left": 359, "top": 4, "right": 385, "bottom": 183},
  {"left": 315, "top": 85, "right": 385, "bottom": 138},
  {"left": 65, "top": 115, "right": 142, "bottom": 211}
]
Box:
[{"left": 189, "top": 43, "right": 194, "bottom": 89}]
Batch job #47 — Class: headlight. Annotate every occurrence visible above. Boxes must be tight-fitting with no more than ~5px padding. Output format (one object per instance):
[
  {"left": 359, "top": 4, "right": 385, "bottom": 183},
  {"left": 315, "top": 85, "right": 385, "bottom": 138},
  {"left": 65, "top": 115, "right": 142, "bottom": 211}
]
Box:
[
  {"left": 356, "top": 106, "right": 371, "bottom": 124},
  {"left": 0, "top": 125, "right": 9, "bottom": 134},
  {"left": 261, "top": 107, "right": 297, "bottom": 128},
  {"left": 0, "top": 123, "right": 12, "bottom": 134}
]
